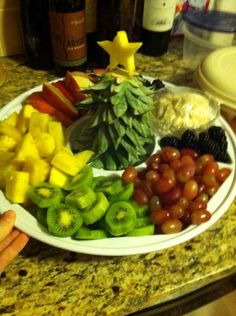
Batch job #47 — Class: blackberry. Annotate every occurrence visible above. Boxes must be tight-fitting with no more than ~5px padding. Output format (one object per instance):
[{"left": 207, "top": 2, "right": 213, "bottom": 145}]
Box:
[
  {"left": 219, "top": 138, "right": 228, "bottom": 152},
  {"left": 198, "top": 132, "right": 210, "bottom": 154},
  {"left": 152, "top": 79, "right": 165, "bottom": 90},
  {"left": 181, "top": 129, "right": 198, "bottom": 149},
  {"left": 215, "top": 151, "right": 231, "bottom": 163},
  {"left": 208, "top": 126, "right": 228, "bottom": 150},
  {"left": 208, "top": 126, "right": 226, "bottom": 142},
  {"left": 203, "top": 139, "right": 221, "bottom": 158},
  {"left": 142, "top": 78, "right": 165, "bottom": 90},
  {"left": 159, "top": 136, "right": 181, "bottom": 149}
]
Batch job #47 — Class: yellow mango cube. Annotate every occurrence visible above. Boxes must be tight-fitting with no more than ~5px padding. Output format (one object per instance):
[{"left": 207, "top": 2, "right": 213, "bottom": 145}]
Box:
[
  {"left": 23, "top": 156, "right": 51, "bottom": 185},
  {"left": 51, "top": 148, "right": 79, "bottom": 176},
  {"left": 3, "top": 111, "right": 18, "bottom": 127},
  {"left": 5, "top": 171, "right": 29, "bottom": 203},
  {"left": 29, "top": 112, "right": 50, "bottom": 137},
  {"left": 14, "top": 133, "right": 40, "bottom": 163},
  {"left": 48, "top": 121, "right": 65, "bottom": 148},
  {"left": 49, "top": 166, "right": 69, "bottom": 187},
  {"left": 16, "top": 104, "right": 37, "bottom": 134}
]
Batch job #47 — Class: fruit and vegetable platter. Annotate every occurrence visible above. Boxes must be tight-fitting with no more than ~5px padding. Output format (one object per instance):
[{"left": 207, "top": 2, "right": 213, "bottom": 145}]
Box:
[{"left": 0, "top": 31, "right": 236, "bottom": 256}]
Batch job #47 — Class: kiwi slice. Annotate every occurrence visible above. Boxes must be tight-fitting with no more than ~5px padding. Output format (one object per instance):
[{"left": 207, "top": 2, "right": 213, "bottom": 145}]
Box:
[
  {"left": 27, "top": 183, "right": 62, "bottom": 208},
  {"left": 95, "top": 176, "right": 123, "bottom": 196},
  {"left": 92, "top": 176, "right": 107, "bottom": 188},
  {"left": 130, "top": 200, "right": 149, "bottom": 218},
  {"left": 126, "top": 224, "right": 155, "bottom": 237},
  {"left": 36, "top": 208, "right": 47, "bottom": 227},
  {"left": 109, "top": 182, "right": 134, "bottom": 202},
  {"left": 73, "top": 226, "right": 108, "bottom": 240},
  {"left": 65, "top": 186, "right": 96, "bottom": 209},
  {"left": 63, "top": 165, "right": 93, "bottom": 191},
  {"left": 135, "top": 216, "right": 152, "bottom": 228},
  {"left": 81, "top": 192, "right": 110, "bottom": 225},
  {"left": 47, "top": 203, "right": 83, "bottom": 237},
  {"left": 105, "top": 201, "right": 137, "bottom": 236}
]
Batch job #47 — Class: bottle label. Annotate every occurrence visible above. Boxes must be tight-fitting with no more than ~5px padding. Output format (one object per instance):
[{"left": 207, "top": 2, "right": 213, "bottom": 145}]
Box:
[
  {"left": 49, "top": 10, "right": 87, "bottom": 66},
  {"left": 142, "top": 0, "right": 177, "bottom": 32}
]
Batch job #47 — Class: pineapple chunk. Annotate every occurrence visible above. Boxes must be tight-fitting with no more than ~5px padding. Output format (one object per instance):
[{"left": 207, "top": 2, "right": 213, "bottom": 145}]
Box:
[
  {"left": 14, "top": 132, "right": 40, "bottom": 162},
  {"left": 0, "top": 151, "right": 15, "bottom": 166},
  {"left": 0, "top": 135, "right": 18, "bottom": 151},
  {"left": 48, "top": 121, "right": 65, "bottom": 148},
  {"left": 49, "top": 166, "right": 69, "bottom": 187},
  {"left": 74, "top": 150, "right": 94, "bottom": 172},
  {"left": 34, "top": 132, "right": 56, "bottom": 159},
  {"left": 3, "top": 111, "right": 18, "bottom": 127},
  {"left": 0, "top": 121, "right": 22, "bottom": 143},
  {"left": 16, "top": 104, "right": 38, "bottom": 134},
  {"left": 5, "top": 171, "right": 29, "bottom": 203},
  {"left": 0, "top": 161, "right": 22, "bottom": 190},
  {"left": 28, "top": 111, "right": 50, "bottom": 137},
  {"left": 55, "top": 145, "right": 73, "bottom": 155},
  {"left": 51, "top": 148, "right": 80, "bottom": 176},
  {"left": 23, "top": 156, "right": 51, "bottom": 185}
]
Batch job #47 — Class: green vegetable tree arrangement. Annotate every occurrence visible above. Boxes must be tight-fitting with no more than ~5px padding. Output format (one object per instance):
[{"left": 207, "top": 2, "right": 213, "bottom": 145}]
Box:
[{"left": 74, "top": 70, "right": 155, "bottom": 170}]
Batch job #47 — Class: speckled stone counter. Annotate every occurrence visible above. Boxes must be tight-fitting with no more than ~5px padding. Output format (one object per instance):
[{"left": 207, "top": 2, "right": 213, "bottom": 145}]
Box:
[{"left": 0, "top": 39, "right": 236, "bottom": 316}]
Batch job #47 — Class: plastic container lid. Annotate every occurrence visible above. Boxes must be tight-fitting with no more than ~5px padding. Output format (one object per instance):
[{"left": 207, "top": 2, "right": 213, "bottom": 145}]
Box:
[
  {"left": 194, "top": 46, "right": 236, "bottom": 113},
  {"left": 182, "top": 10, "right": 236, "bottom": 33}
]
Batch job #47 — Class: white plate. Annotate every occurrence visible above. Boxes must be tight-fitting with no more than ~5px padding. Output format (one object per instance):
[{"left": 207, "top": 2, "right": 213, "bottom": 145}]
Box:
[{"left": 0, "top": 82, "right": 236, "bottom": 256}]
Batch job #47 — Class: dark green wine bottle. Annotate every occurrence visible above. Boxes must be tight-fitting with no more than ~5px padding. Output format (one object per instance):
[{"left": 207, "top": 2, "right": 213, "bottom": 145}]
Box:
[
  {"left": 49, "top": 0, "right": 87, "bottom": 76},
  {"left": 19, "top": 0, "right": 54, "bottom": 70},
  {"left": 85, "top": 0, "right": 98, "bottom": 69},
  {"left": 96, "top": 0, "right": 143, "bottom": 68}
]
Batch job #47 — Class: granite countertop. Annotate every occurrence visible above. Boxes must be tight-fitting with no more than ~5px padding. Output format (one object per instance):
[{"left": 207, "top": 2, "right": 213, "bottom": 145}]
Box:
[{"left": 0, "top": 39, "right": 236, "bottom": 316}]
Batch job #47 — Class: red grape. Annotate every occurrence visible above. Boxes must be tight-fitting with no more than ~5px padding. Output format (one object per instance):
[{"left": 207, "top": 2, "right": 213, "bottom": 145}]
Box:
[
  {"left": 149, "top": 195, "right": 162, "bottom": 212},
  {"left": 161, "top": 219, "right": 183, "bottom": 234},
  {"left": 202, "top": 161, "right": 219, "bottom": 176},
  {"left": 133, "top": 188, "right": 149, "bottom": 205},
  {"left": 161, "top": 186, "right": 182, "bottom": 207},
  {"left": 177, "top": 164, "right": 195, "bottom": 183},
  {"left": 169, "top": 204, "right": 185, "bottom": 219},
  {"left": 150, "top": 209, "right": 170, "bottom": 224},
  {"left": 161, "top": 147, "right": 181, "bottom": 162},
  {"left": 183, "top": 180, "right": 198, "bottom": 200},
  {"left": 216, "top": 168, "right": 231, "bottom": 182},
  {"left": 191, "top": 210, "right": 212, "bottom": 225},
  {"left": 122, "top": 166, "right": 138, "bottom": 184},
  {"left": 189, "top": 200, "right": 207, "bottom": 213}
]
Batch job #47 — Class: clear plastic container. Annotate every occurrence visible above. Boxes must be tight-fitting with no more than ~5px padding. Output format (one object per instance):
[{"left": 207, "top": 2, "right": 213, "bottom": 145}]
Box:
[
  {"left": 182, "top": 10, "right": 236, "bottom": 69},
  {"left": 151, "top": 85, "right": 219, "bottom": 137}
]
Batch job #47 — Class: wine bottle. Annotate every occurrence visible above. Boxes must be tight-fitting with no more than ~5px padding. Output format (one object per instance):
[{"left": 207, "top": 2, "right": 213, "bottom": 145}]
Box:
[
  {"left": 85, "top": 0, "right": 97, "bottom": 68},
  {"left": 141, "top": 0, "right": 177, "bottom": 57},
  {"left": 49, "top": 0, "right": 87, "bottom": 76},
  {"left": 19, "top": 0, "right": 54, "bottom": 70},
  {"left": 96, "top": 0, "right": 144, "bottom": 68}
]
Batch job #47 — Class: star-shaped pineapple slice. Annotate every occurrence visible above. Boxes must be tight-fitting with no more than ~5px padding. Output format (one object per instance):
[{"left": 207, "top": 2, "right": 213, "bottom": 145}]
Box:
[{"left": 97, "top": 30, "right": 142, "bottom": 74}]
